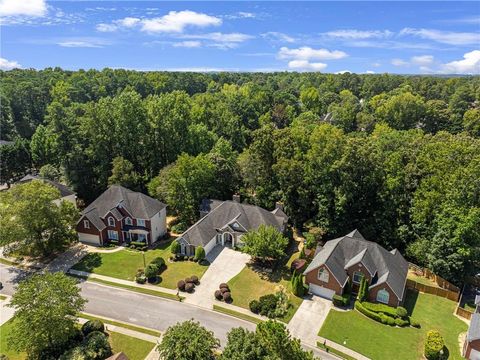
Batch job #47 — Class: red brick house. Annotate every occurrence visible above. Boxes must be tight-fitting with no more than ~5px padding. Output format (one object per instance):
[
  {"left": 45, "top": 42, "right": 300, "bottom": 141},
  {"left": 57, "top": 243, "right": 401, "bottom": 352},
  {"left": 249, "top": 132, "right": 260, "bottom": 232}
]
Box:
[
  {"left": 303, "top": 230, "right": 408, "bottom": 307},
  {"left": 76, "top": 185, "right": 167, "bottom": 246},
  {"left": 464, "top": 295, "right": 480, "bottom": 360}
]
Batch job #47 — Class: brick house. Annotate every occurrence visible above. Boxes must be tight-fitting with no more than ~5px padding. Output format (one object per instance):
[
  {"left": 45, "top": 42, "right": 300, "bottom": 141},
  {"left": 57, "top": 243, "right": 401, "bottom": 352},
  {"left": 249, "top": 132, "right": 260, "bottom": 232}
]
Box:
[
  {"left": 303, "top": 230, "right": 408, "bottom": 307},
  {"left": 76, "top": 185, "right": 167, "bottom": 246},
  {"left": 464, "top": 295, "right": 480, "bottom": 360}
]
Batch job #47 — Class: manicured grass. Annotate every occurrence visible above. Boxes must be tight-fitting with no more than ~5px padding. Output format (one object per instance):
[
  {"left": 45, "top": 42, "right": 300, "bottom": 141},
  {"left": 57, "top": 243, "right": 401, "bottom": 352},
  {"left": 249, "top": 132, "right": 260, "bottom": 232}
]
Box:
[
  {"left": 71, "top": 239, "right": 209, "bottom": 289},
  {"left": 79, "top": 313, "right": 162, "bottom": 337},
  {"left": 317, "top": 341, "right": 356, "bottom": 360},
  {"left": 0, "top": 320, "right": 26, "bottom": 360},
  {"left": 318, "top": 290, "right": 468, "bottom": 360},
  {"left": 227, "top": 251, "right": 303, "bottom": 323},
  {"left": 407, "top": 271, "right": 439, "bottom": 288},
  {"left": 70, "top": 274, "right": 183, "bottom": 301},
  {"left": 109, "top": 331, "right": 155, "bottom": 360},
  {"left": 213, "top": 304, "right": 263, "bottom": 324}
]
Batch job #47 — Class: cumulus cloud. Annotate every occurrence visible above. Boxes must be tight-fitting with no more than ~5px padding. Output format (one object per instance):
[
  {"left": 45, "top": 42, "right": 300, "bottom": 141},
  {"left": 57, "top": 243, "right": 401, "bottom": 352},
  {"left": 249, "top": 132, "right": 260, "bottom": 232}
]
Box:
[
  {"left": 96, "top": 23, "right": 117, "bottom": 32},
  {"left": 400, "top": 28, "right": 480, "bottom": 45},
  {"left": 141, "top": 10, "right": 221, "bottom": 33},
  {"left": 172, "top": 40, "right": 202, "bottom": 48},
  {"left": 288, "top": 60, "right": 327, "bottom": 71},
  {"left": 181, "top": 32, "right": 253, "bottom": 49},
  {"left": 117, "top": 17, "right": 140, "bottom": 28},
  {"left": 391, "top": 58, "right": 409, "bottom": 66},
  {"left": 0, "top": 0, "right": 47, "bottom": 17},
  {"left": 411, "top": 55, "right": 434, "bottom": 66},
  {"left": 0, "top": 57, "right": 21, "bottom": 70},
  {"left": 440, "top": 50, "right": 480, "bottom": 74},
  {"left": 323, "top": 29, "right": 393, "bottom": 40},
  {"left": 261, "top": 32, "right": 296, "bottom": 43},
  {"left": 278, "top": 46, "right": 347, "bottom": 61}
]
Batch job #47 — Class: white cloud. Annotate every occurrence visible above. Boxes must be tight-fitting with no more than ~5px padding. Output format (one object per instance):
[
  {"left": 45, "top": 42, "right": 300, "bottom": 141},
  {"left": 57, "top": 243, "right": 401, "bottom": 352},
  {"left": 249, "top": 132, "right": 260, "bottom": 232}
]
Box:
[
  {"left": 57, "top": 39, "right": 108, "bottom": 48},
  {"left": 391, "top": 58, "right": 408, "bottom": 66},
  {"left": 288, "top": 60, "right": 327, "bottom": 71},
  {"left": 411, "top": 55, "right": 434, "bottom": 66},
  {"left": 117, "top": 17, "right": 140, "bottom": 28},
  {"left": 0, "top": 57, "right": 21, "bottom": 70},
  {"left": 440, "top": 50, "right": 480, "bottom": 74},
  {"left": 0, "top": 0, "right": 47, "bottom": 17},
  {"left": 261, "top": 32, "right": 296, "bottom": 43},
  {"left": 173, "top": 40, "right": 202, "bottom": 48},
  {"left": 400, "top": 28, "right": 480, "bottom": 45},
  {"left": 96, "top": 23, "right": 117, "bottom": 32},
  {"left": 225, "top": 12, "right": 256, "bottom": 20},
  {"left": 278, "top": 46, "right": 347, "bottom": 61},
  {"left": 181, "top": 32, "right": 253, "bottom": 49},
  {"left": 323, "top": 29, "right": 393, "bottom": 40},
  {"left": 141, "top": 10, "right": 221, "bottom": 33},
  {"left": 365, "top": 70, "right": 376, "bottom": 74}
]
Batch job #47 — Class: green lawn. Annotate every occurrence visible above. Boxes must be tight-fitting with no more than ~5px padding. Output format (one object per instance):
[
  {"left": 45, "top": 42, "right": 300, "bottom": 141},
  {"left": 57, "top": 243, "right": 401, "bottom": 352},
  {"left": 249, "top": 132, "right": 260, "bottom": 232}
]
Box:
[
  {"left": 227, "top": 251, "right": 303, "bottom": 323},
  {"left": 213, "top": 304, "right": 263, "bottom": 324},
  {"left": 109, "top": 331, "right": 155, "bottom": 360},
  {"left": 407, "top": 271, "right": 440, "bottom": 288},
  {"left": 319, "top": 290, "right": 468, "bottom": 360},
  {"left": 71, "top": 239, "right": 209, "bottom": 289},
  {"left": 80, "top": 313, "right": 162, "bottom": 337},
  {"left": 0, "top": 320, "right": 26, "bottom": 360}
]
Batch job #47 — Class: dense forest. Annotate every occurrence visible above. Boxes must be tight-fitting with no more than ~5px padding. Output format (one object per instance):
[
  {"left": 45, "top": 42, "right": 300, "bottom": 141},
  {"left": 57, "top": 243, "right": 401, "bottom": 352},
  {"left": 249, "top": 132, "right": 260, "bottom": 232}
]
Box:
[{"left": 1, "top": 68, "right": 479, "bottom": 284}]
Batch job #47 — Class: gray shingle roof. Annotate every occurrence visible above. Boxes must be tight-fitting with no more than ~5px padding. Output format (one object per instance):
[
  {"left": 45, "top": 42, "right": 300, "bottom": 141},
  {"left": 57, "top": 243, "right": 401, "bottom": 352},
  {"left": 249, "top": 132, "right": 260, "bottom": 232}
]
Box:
[
  {"left": 19, "top": 174, "right": 76, "bottom": 197},
  {"left": 304, "top": 229, "right": 409, "bottom": 301},
  {"left": 179, "top": 200, "right": 287, "bottom": 247},
  {"left": 468, "top": 312, "right": 480, "bottom": 342},
  {"left": 80, "top": 185, "right": 166, "bottom": 230}
]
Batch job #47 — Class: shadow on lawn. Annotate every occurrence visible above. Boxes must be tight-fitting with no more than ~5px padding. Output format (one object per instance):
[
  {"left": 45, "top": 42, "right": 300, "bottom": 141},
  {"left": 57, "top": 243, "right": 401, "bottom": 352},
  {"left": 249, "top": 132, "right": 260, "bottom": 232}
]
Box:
[
  {"left": 73, "top": 253, "right": 102, "bottom": 272},
  {"left": 404, "top": 289, "right": 419, "bottom": 316}
]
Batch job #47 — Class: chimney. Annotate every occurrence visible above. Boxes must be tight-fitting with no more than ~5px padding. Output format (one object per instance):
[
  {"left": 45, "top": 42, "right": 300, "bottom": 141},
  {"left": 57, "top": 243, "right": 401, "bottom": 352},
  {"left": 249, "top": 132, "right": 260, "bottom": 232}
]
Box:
[
  {"left": 275, "top": 201, "right": 284, "bottom": 211},
  {"left": 232, "top": 194, "right": 241, "bottom": 203}
]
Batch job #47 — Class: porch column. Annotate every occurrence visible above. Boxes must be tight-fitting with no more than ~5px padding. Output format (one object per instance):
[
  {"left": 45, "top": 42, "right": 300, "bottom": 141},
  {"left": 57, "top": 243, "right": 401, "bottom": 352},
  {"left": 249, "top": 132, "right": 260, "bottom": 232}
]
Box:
[{"left": 222, "top": 233, "right": 225, "bottom": 246}]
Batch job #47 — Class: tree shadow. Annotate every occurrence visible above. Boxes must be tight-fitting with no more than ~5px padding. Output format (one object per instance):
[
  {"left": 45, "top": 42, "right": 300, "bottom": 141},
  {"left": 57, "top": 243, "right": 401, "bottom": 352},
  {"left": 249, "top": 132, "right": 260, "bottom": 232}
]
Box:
[
  {"left": 404, "top": 289, "right": 419, "bottom": 316},
  {"left": 74, "top": 253, "right": 102, "bottom": 272}
]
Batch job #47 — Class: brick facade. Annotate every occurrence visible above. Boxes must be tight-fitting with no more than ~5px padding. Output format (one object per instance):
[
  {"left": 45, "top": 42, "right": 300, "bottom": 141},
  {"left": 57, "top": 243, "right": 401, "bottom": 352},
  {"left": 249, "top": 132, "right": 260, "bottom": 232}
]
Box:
[{"left": 305, "top": 265, "right": 344, "bottom": 295}]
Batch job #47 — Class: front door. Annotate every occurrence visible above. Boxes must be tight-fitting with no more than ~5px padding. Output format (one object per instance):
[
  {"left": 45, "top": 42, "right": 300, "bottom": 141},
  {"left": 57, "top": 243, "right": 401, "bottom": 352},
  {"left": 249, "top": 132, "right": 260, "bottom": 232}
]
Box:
[{"left": 123, "top": 231, "right": 130, "bottom": 243}]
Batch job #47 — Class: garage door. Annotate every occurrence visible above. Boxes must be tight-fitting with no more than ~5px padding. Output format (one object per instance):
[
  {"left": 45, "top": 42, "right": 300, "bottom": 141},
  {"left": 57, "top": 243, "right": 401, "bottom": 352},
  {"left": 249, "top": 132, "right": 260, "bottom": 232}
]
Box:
[
  {"left": 78, "top": 233, "right": 100, "bottom": 245},
  {"left": 309, "top": 284, "right": 336, "bottom": 300},
  {"left": 470, "top": 348, "right": 480, "bottom": 360}
]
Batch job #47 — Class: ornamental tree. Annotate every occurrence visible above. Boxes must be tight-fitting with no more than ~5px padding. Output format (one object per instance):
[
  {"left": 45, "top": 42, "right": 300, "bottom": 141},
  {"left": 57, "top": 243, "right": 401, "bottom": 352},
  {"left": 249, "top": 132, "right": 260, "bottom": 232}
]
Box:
[{"left": 241, "top": 225, "right": 289, "bottom": 264}]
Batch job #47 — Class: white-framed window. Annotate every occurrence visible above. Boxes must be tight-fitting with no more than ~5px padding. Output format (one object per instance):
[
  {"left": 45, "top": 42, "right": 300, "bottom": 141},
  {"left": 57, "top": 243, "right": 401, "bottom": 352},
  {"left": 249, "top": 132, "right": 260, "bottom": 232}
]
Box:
[
  {"left": 125, "top": 217, "right": 133, "bottom": 226},
  {"left": 137, "top": 219, "right": 146, "bottom": 227},
  {"left": 137, "top": 233, "right": 146, "bottom": 242},
  {"left": 317, "top": 268, "right": 330, "bottom": 283},
  {"left": 83, "top": 220, "right": 90, "bottom": 229},
  {"left": 108, "top": 230, "right": 118, "bottom": 240},
  {"left": 108, "top": 217, "right": 115, "bottom": 227},
  {"left": 353, "top": 271, "right": 363, "bottom": 284},
  {"left": 377, "top": 289, "right": 390, "bottom": 304}
]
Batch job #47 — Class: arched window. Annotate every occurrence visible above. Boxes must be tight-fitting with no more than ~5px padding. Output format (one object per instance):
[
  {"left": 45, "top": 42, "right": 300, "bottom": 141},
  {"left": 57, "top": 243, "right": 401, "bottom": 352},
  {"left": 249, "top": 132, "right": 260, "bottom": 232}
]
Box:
[
  {"left": 318, "top": 268, "right": 329, "bottom": 282},
  {"left": 377, "top": 289, "right": 390, "bottom": 304},
  {"left": 108, "top": 217, "right": 115, "bottom": 227},
  {"left": 125, "top": 217, "right": 133, "bottom": 226}
]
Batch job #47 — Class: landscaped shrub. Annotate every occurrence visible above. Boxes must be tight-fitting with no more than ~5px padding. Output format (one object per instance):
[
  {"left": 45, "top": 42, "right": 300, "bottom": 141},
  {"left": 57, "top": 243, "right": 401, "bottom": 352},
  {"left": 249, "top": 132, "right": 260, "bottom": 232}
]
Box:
[
  {"left": 223, "top": 292, "right": 232, "bottom": 302},
  {"left": 411, "top": 319, "right": 421, "bottom": 328},
  {"left": 131, "top": 241, "right": 146, "bottom": 247},
  {"left": 396, "top": 306, "right": 408, "bottom": 318},
  {"left": 361, "top": 301, "right": 398, "bottom": 318},
  {"left": 214, "top": 290, "right": 222, "bottom": 300},
  {"left": 81, "top": 320, "right": 105, "bottom": 336},
  {"left": 194, "top": 246, "right": 206, "bottom": 262},
  {"left": 170, "top": 241, "right": 180, "bottom": 254},
  {"left": 84, "top": 331, "right": 113, "bottom": 359},
  {"left": 249, "top": 300, "right": 260, "bottom": 313},
  {"left": 357, "top": 277, "right": 369, "bottom": 302},
  {"left": 191, "top": 275, "right": 199, "bottom": 285},
  {"left": 395, "top": 317, "right": 410, "bottom": 327},
  {"left": 332, "top": 294, "right": 350, "bottom": 307},
  {"left": 185, "top": 277, "right": 193, "bottom": 284},
  {"left": 177, "top": 280, "right": 186, "bottom": 291},
  {"left": 424, "top": 330, "right": 445, "bottom": 360},
  {"left": 219, "top": 283, "right": 229, "bottom": 289},
  {"left": 150, "top": 257, "right": 165, "bottom": 269},
  {"left": 257, "top": 294, "right": 279, "bottom": 318},
  {"left": 185, "top": 283, "right": 195, "bottom": 293},
  {"left": 135, "top": 270, "right": 146, "bottom": 284},
  {"left": 144, "top": 264, "right": 159, "bottom": 281},
  {"left": 220, "top": 287, "right": 229, "bottom": 294},
  {"left": 355, "top": 301, "right": 383, "bottom": 322},
  {"left": 385, "top": 315, "right": 396, "bottom": 326},
  {"left": 291, "top": 272, "right": 305, "bottom": 297}
]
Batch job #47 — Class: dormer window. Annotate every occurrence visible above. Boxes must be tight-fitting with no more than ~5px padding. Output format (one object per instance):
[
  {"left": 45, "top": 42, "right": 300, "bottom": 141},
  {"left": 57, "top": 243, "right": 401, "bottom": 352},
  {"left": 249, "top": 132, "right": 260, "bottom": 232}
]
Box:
[
  {"left": 353, "top": 271, "right": 363, "bottom": 284},
  {"left": 232, "top": 222, "right": 239, "bottom": 229},
  {"left": 83, "top": 220, "right": 90, "bottom": 229},
  {"left": 318, "top": 268, "right": 329, "bottom": 283},
  {"left": 108, "top": 217, "right": 115, "bottom": 227},
  {"left": 125, "top": 217, "right": 133, "bottom": 226},
  {"left": 137, "top": 219, "right": 145, "bottom": 227}
]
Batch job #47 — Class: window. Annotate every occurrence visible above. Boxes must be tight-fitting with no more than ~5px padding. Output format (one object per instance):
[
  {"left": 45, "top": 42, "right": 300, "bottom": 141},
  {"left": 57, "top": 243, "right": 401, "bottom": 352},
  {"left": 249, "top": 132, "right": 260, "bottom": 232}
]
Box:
[
  {"left": 353, "top": 271, "right": 363, "bottom": 284},
  {"left": 108, "top": 217, "right": 115, "bottom": 227},
  {"left": 108, "top": 230, "right": 118, "bottom": 240},
  {"left": 377, "top": 289, "right": 390, "bottom": 304},
  {"left": 137, "top": 219, "right": 146, "bottom": 227},
  {"left": 317, "top": 268, "right": 329, "bottom": 283},
  {"left": 125, "top": 217, "right": 133, "bottom": 226},
  {"left": 137, "top": 233, "right": 146, "bottom": 242},
  {"left": 83, "top": 220, "right": 90, "bottom": 229}
]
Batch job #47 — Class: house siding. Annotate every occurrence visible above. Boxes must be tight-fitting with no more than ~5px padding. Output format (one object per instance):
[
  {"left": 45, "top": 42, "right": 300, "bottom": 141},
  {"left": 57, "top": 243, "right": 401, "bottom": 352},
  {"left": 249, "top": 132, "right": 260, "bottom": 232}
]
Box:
[
  {"left": 105, "top": 211, "right": 123, "bottom": 241},
  {"left": 305, "top": 265, "right": 343, "bottom": 295},
  {"left": 369, "top": 283, "right": 401, "bottom": 307},
  {"left": 76, "top": 216, "right": 102, "bottom": 245},
  {"left": 150, "top": 208, "right": 167, "bottom": 243},
  {"left": 346, "top": 263, "right": 372, "bottom": 291},
  {"left": 464, "top": 340, "right": 480, "bottom": 359}
]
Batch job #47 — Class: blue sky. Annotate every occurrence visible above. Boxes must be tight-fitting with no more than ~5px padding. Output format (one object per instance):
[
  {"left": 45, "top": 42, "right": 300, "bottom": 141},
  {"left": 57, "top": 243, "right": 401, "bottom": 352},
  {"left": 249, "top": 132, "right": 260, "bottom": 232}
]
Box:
[{"left": 1, "top": 1, "right": 479, "bottom": 73}]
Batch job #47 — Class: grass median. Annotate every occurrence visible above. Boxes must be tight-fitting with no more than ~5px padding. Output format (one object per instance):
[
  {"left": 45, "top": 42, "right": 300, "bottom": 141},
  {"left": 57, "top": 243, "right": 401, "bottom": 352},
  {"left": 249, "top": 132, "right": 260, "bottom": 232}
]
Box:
[
  {"left": 213, "top": 304, "right": 263, "bottom": 324},
  {"left": 79, "top": 313, "right": 161, "bottom": 337}
]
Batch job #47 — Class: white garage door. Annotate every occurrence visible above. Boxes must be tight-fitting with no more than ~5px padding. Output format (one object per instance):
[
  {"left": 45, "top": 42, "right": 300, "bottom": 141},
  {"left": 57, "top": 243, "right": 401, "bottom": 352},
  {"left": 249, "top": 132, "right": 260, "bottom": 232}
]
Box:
[
  {"left": 470, "top": 348, "right": 480, "bottom": 360},
  {"left": 309, "top": 284, "right": 336, "bottom": 300},
  {"left": 78, "top": 233, "right": 100, "bottom": 245}
]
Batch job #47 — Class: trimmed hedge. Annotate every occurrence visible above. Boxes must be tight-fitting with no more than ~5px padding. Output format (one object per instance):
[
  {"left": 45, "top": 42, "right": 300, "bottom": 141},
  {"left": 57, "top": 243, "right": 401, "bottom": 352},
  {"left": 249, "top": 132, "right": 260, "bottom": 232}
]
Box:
[
  {"left": 332, "top": 293, "right": 350, "bottom": 307},
  {"left": 191, "top": 275, "right": 199, "bottom": 285},
  {"left": 249, "top": 300, "right": 260, "bottom": 314},
  {"left": 185, "top": 283, "right": 195, "bottom": 293},
  {"left": 150, "top": 257, "right": 165, "bottom": 268},
  {"left": 223, "top": 292, "right": 232, "bottom": 302},
  {"left": 81, "top": 320, "right": 105, "bottom": 336},
  {"left": 355, "top": 301, "right": 416, "bottom": 327},
  {"left": 177, "top": 280, "right": 186, "bottom": 291},
  {"left": 361, "top": 301, "right": 398, "bottom": 318},
  {"left": 214, "top": 290, "right": 222, "bottom": 300},
  {"left": 194, "top": 246, "right": 206, "bottom": 262},
  {"left": 424, "top": 330, "right": 445, "bottom": 360}
]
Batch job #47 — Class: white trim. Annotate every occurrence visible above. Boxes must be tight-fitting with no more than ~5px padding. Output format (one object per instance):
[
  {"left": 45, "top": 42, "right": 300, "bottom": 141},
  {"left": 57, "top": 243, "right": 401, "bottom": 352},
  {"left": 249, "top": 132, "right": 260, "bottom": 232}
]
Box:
[
  {"left": 83, "top": 220, "right": 90, "bottom": 229},
  {"left": 317, "top": 268, "right": 330, "bottom": 283},
  {"left": 353, "top": 271, "right": 363, "bottom": 284},
  {"left": 137, "top": 218, "right": 146, "bottom": 227},
  {"left": 108, "top": 217, "right": 115, "bottom": 227},
  {"left": 376, "top": 288, "right": 390, "bottom": 304},
  {"left": 125, "top": 217, "right": 133, "bottom": 226},
  {"left": 107, "top": 230, "right": 118, "bottom": 240}
]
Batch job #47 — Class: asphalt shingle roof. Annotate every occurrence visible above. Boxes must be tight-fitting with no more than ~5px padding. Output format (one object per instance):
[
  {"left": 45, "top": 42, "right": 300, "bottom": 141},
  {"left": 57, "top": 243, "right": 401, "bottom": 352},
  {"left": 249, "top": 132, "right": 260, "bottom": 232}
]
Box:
[
  {"left": 19, "top": 174, "right": 76, "bottom": 197},
  {"left": 304, "top": 229, "right": 409, "bottom": 301}
]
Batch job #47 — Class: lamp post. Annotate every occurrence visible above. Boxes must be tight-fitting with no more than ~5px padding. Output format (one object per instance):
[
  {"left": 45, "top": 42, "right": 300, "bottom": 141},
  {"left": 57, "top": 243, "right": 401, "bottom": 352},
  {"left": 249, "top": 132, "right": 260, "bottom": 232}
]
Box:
[{"left": 142, "top": 250, "right": 146, "bottom": 268}]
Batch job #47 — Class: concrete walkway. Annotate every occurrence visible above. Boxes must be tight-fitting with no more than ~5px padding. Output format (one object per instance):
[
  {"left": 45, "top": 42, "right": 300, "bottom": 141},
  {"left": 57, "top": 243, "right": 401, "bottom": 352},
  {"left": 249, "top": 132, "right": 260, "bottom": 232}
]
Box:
[
  {"left": 287, "top": 295, "right": 332, "bottom": 344},
  {"left": 0, "top": 297, "right": 15, "bottom": 326},
  {"left": 317, "top": 335, "right": 371, "bottom": 360},
  {"left": 44, "top": 243, "right": 89, "bottom": 273},
  {"left": 84, "top": 245, "right": 125, "bottom": 254},
  {"left": 184, "top": 246, "right": 250, "bottom": 308}
]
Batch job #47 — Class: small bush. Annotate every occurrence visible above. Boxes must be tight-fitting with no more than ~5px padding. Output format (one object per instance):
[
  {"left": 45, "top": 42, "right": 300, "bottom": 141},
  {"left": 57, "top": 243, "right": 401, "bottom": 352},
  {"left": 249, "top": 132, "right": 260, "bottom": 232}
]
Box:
[
  {"left": 131, "top": 241, "right": 146, "bottom": 247},
  {"left": 150, "top": 257, "right": 165, "bottom": 268},
  {"left": 185, "top": 277, "right": 194, "bottom": 284},
  {"left": 332, "top": 294, "right": 350, "bottom": 307},
  {"left": 144, "top": 264, "right": 159, "bottom": 280},
  {"left": 249, "top": 300, "right": 260, "bottom": 314},
  {"left": 396, "top": 306, "right": 408, "bottom": 318},
  {"left": 130, "top": 244, "right": 136, "bottom": 249},
  {"left": 189, "top": 256, "right": 194, "bottom": 261},
  {"left": 214, "top": 290, "right": 222, "bottom": 300},
  {"left": 194, "top": 246, "right": 206, "bottom": 262},
  {"left": 257, "top": 294, "right": 278, "bottom": 318},
  {"left": 395, "top": 317, "right": 409, "bottom": 327},
  {"left": 362, "top": 301, "right": 398, "bottom": 318},
  {"left": 223, "top": 292, "right": 232, "bottom": 302},
  {"left": 424, "top": 330, "right": 445, "bottom": 360},
  {"left": 177, "top": 280, "right": 186, "bottom": 291},
  {"left": 220, "top": 287, "right": 229, "bottom": 294},
  {"left": 135, "top": 270, "right": 146, "bottom": 284},
  {"left": 81, "top": 320, "right": 105, "bottom": 336},
  {"left": 191, "top": 275, "right": 199, "bottom": 284},
  {"left": 84, "top": 331, "right": 112, "bottom": 359},
  {"left": 411, "top": 319, "right": 421, "bottom": 328},
  {"left": 386, "top": 315, "right": 396, "bottom": 326},
  {"left": 170, "top": 241, "right": 180, "bottom": 255},
  {"left": 219, "top": 283, "right": 229, "bottom": 289},
  {"left": 185, "top": 283, "right": 195, "bottom": 293}
]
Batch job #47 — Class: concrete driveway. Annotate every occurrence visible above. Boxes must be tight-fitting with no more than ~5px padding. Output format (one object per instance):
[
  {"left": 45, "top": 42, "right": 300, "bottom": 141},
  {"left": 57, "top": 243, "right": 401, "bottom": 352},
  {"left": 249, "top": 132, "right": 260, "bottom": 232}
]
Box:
[
  {"left": 287, "top": 294, "right": 332, "bottom": 345},
  {"left": 185, "top": 246, "right": 250, "bottom": 308}
]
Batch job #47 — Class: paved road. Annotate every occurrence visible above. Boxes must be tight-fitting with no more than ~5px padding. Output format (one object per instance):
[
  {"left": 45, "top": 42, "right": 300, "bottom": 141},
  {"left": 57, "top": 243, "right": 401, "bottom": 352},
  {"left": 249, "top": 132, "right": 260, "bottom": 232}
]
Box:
[{"left": 0, "top": 264, "right": 338, "bottom": 359}]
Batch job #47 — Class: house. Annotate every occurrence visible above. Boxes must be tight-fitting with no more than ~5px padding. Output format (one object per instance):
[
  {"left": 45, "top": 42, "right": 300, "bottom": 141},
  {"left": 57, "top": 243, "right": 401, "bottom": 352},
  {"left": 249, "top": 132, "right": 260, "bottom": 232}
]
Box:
[
  {"left": 174, "top": 195, "right": 288, "bottom": 257},
  {"left": 76, "top": 185, "right": 167, "bottom": 246},
  {"left": 463, "top": 294, "right": 480, "bottom": 360},
  {"left": 303, "top": 230, "right": 408, "bottom": 307},
  {"left": 18, "top": 174, "right": 77, "bottom": 207}
]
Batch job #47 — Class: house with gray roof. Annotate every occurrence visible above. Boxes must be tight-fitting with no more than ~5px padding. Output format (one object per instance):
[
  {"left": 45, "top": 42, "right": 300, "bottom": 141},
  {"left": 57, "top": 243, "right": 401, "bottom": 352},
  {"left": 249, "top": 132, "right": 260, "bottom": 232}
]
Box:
[
  {"left": 76, "top": 185, "right": 167, "bottom": 246},
  {"left": 304, "top": 230, "right": 408, "bottom": 307},
  {"left": 174, "top": 195, "right": 288, "bottom": 257},
  {"left": 18, "top": 174, "right": 77, "bottom": 207},
  {"left": 463, "top": 294, "right": 480, "bottom": 359}
]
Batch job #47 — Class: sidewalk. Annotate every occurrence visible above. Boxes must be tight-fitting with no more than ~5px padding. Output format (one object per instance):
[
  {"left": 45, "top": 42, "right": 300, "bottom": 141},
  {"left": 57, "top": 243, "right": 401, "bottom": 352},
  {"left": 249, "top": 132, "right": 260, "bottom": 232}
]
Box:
[
  {"left": 213, "top": 301, "right": 269, "bottom": 322},
  {"left": 0, "top": 297, "right": 15, "bottom": 326},
  {"left": 44, "top": 243, "right": 89, "bottom": 273},
  {"left": 317, "top": 335, "right": 370, "bottom": 360}
]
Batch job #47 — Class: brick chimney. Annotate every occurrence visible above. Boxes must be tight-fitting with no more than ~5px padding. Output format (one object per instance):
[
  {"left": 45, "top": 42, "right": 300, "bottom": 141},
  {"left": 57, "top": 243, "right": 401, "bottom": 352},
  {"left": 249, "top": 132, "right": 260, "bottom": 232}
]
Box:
[{"left": 232, "top": 194, "right": 241, "bottom": 203}]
